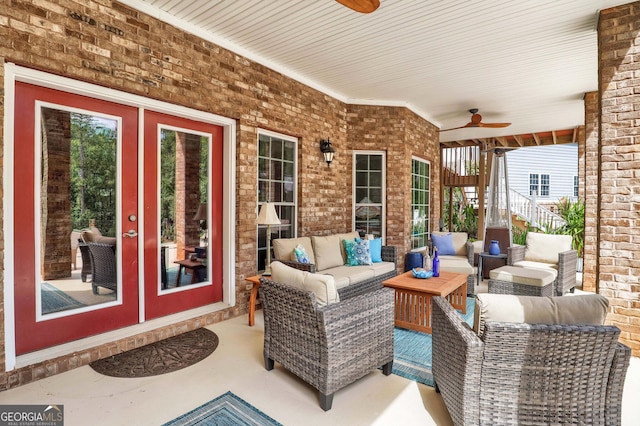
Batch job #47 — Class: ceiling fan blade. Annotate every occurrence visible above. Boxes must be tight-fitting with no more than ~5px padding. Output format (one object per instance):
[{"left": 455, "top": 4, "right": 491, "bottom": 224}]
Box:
[
  {"left": 477, "top": 122, "right": 511, "bottom": 128},
  {"left": 438, "top": 123, "right": 472, "bottom": 132},
  {"left": 336, "top": 0, "right": 380, "bottom": 13}
]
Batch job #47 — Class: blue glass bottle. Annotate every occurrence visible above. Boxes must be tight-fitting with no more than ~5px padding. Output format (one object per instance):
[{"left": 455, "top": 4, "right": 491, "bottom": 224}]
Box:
[{"left": 432, "top": 247, "right": 440, "bottom": 277}]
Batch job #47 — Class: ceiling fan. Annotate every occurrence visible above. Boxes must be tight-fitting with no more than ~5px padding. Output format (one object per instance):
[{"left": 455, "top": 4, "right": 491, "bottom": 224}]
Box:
[
  {"left": 336, "top": 0, "right": 380, "bottom": 14},
  {"left": 439, "top": 109, "right": 511, "bottom": 132}
]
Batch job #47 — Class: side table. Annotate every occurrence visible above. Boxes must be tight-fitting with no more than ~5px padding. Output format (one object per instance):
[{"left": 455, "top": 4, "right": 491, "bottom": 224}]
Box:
[
  {"left": 245, "top": 275, "right": 263, "bottom": 326},
  {"left": 477, "top": 252, "right": 507, "bottom": 284}
]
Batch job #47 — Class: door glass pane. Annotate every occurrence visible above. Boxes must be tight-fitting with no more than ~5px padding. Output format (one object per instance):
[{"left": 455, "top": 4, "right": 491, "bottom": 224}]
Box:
[
  {"left": 39, "top": 107, "right": 118, "bottom": 315},
  {"left": 159, "top": 128, "right": 210, "bottom": 290}
]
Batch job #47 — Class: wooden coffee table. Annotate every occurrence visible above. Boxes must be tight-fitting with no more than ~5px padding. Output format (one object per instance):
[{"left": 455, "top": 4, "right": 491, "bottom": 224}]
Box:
[{"left": 383, "top": 270, "right": 467, "bottom": 334}]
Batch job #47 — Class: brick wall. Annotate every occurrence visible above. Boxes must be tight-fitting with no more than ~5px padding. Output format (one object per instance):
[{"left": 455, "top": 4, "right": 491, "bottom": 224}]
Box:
[
  {"left": 583, "top": 92, "right": 598, "bottom": 293},
  {"left": 345, "top": 105, "right": 440, "bottom": 270},
  {"left": 0, "top": 1, "right": 440, "bottom": 388},
  {"left": 598, "top": 2, "right": 640, "bottom": 356},
  {"left": 41, "top": 107, "right": 73, "bottom": 280}
]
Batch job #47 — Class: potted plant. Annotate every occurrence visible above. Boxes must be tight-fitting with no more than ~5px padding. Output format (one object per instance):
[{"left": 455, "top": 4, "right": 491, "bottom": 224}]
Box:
[{"left": 554, "top": 197, "right": 585, "bottom": 272}]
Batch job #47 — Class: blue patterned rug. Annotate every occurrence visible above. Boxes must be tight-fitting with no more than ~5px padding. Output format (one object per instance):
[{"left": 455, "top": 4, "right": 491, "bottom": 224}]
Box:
[
  {"left": 41, "top": 282, "right": 86, "bottom": 314},
  {"left": 163, "top": 391, "right": 282, "bottom": 426},
  {"left": 392, "top": 297, "right": 475, "bottom": 387}
]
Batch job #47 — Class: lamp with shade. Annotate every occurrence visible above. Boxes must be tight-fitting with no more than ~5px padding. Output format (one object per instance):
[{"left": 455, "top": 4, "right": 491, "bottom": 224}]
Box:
[
  {"left": 257, "top": 203, "right": 281, "bottom": 275},
  {"left": 193, "top": 203, "right": 207, "bottom": 245}
]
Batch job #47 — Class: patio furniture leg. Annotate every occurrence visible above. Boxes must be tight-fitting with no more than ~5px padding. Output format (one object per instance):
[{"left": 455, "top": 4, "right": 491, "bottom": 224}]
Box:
[
  {"left": 320, "top": 393, "right": 334, "bottom": 411},
  {"left": 382, "top": 361, "right": 393, "bottom": 376},
  {"left": 264, "top": 355, "right": 274, "bottom": 371}
]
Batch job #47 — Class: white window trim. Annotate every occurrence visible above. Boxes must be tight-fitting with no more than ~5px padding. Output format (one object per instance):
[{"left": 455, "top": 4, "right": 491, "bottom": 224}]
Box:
[
  {"left": 411, "top": 155, "right": 431, "bottom": 249},
  {"left": 3, "top": 63, "right": 237, "bottom": 371},
  {"left": 352, "top": 150, "right": 386, "bottom": 243},
  {"left": 256, "top": 129, "right": 298, "bottom": 270}
]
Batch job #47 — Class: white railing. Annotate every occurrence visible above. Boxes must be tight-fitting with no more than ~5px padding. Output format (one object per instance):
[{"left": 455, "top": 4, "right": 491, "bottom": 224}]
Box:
[{"left": 509, "top": 189, "right": 566, "bottom": 231}]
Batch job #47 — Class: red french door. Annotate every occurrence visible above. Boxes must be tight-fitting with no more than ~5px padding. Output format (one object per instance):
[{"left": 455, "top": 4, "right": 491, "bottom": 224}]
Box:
[
  {"left": 13, "top": 82, "right": 140, "bottom": 354},
  {"left": 142, "top": 111, "right": 224, "bottom": 319}
]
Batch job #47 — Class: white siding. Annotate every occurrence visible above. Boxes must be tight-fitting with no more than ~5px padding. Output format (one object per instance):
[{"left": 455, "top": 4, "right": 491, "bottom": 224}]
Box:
[{"left": 506, "top": 144, "right": 577, "bottom": 202}]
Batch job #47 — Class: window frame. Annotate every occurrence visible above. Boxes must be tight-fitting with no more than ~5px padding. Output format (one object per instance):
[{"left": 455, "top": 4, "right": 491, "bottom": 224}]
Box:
[
  {"left": 352, "top": 151, "right": 386, "bottom": 242},
  {"left": 411, "top": 156, "right": 431, "bottom": 250},
  {"left": 529, "top": 173, "right": 550, "bottom": 197},
  {"left": 256, "top": 129, "right": 298, "bottom": 272}
]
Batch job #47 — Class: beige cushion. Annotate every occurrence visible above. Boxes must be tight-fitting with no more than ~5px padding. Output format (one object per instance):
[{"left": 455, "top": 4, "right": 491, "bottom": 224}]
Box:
[
  {"left": 89, "top": 225, "right": 102, "bottom": 237},
  {"left": 524, "top": 232, "right": 573, "bottom": 264},
  {"left": 489, "top": 265, "right": 555, "bottom": 287},
  {"left": 432, "top": 231, "right": 468, "bottom": 256},
  {"left": 312, "top": 235, "right": 345, "bottom": 271},
  {"left": 273, "top": 237, "right": 315, "bottom": 265},
  {"left": 323, "top": 265, "right": 375, "bottom": 288},
  {"left": 368, "top": 261, "right": 396, "bottom": 277},
  {"left": 512, "top": 261, "right": 559, "bottom": 279},
  {"left": 439, "top": 256, "right": 473, "bottom": 275},
  {"left": 473, "top": 293, "right": 609, "bottom": 336},
  {"left": 81, "top": 231, "right": 116, "bottom": 246},
  {"left": 270, "top": 261, "right": 339, "bottom": 306}
]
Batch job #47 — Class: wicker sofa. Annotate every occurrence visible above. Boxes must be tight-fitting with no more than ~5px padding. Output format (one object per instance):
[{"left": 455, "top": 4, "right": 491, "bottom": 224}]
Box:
[
  {"left": 259, "top": 269, "right": 395, "bottom": 411},
  {"left": 432, "top": 293, "right": 631, "bottom": 425},
  {"left": 272, "top": 232, "right": 398, "bottom": 298}
]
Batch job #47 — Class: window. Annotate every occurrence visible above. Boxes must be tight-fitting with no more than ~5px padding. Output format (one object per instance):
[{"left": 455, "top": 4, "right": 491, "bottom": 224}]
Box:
[
  {"left": 529, "top": 173, "right": 550, "bottom": 197},
  {"left": 257, "top": 130, "right": 297, "bottom": 271},
  {"left": 574, "top": 176, "right": 579, "bottom": 197},
  {"left": 411, "top": 157, "right": 431, "bottom": 249},
  {"left": 353, "top": 152, "right": 385, "bottom": 239}
]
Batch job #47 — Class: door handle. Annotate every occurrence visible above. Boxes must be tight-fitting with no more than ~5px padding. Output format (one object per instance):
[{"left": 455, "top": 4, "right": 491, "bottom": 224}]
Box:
[{"left": 123, "top": 229, "right": 138, "bottom": 238}]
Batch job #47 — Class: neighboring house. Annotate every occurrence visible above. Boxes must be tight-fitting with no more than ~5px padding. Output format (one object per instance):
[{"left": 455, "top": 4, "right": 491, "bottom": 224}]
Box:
[{"left": 506, "top": 144, "right": 578, "bottom": 207}]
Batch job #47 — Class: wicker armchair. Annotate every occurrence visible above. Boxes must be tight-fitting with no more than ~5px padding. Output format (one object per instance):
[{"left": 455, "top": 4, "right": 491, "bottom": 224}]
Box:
[
  {"left": 507, "top": 232, "right": 577, "bottom": 296},
  {"left": 87, "top": 242, "right": 117, "bottom": 295},
  {"left": 259, "top": 278, "right": 395, "bottom": 411},
  {"left": 431, "top": 296, "right": 631, "bottom": 425}
]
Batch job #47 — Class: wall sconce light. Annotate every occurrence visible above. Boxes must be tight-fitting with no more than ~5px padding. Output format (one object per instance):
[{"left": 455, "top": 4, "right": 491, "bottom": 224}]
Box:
[{"left": 320, "top": 138, "right": 335, "bottom": 166}]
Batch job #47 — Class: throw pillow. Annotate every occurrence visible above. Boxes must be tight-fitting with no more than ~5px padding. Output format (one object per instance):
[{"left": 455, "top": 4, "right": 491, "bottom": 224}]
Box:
[
  {"left": 357, "top": 237, "right": 382, "bottom": 262},
  {"left": 293, "top": 244, "right": 311, "bottom": 264},
  {"left": 430, "top": 232, "right": 456, "bottom": 255},
  {"left": 343, "top": 239, "right": 373, "bottom": 266}
]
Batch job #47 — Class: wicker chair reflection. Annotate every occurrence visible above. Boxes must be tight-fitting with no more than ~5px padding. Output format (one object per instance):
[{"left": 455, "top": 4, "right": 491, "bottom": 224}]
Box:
[
  {"left": 78, "top": 242, "right": 92, "bottom": 282},
  {"left": 259, "top": 278, "right": 395, "bottom": 411},
  {"left": 87, "top": 242, "right": 117, "bottom": 295}
]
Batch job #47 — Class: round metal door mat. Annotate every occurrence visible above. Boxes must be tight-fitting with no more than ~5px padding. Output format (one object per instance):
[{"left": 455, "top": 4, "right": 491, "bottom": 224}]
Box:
[{"left": 89, "top": 328, "right": 218, "bottom": 378}]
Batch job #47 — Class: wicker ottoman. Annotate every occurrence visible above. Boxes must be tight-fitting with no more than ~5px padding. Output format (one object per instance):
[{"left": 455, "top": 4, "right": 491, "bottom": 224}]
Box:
[{"left": 488, "top": 265, "right": 555, "bottom": 296}]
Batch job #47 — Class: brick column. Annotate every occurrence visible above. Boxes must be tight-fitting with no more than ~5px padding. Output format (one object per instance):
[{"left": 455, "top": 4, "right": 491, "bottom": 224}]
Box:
[
  {"left": 175, "top": 131, "right": 204, "bottom": 258},
  {"left": 40, "top": 108, "right": 72, "bottom": 280},
  {"left": 598, "top": 2, "right": 640, "bottom": 356},
  {"left": 582, "top": 92, "right": 598, "bottom": 293}
]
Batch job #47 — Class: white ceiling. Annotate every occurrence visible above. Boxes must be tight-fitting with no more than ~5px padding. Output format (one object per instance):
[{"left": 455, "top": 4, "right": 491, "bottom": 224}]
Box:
[{"left": 122, "top": 0, "right": 627, "bottom": 142}]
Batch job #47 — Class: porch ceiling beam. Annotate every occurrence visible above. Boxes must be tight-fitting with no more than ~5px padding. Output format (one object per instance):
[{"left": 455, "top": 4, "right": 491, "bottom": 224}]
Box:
[
  {"left": 532, "top": 133, "right": 541, "bottom": 145},
  {"left": 513, "top": 135, "right": 524, "bottom": 146},
  {"left": 552, "top": 130, "right": 558, "bottom": 144},
  {"left": 572, "top": 127, "right": 578, "bottom": 143},
  {"left": 496, "top": 136, "right": 508, "bottom": 146}
]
